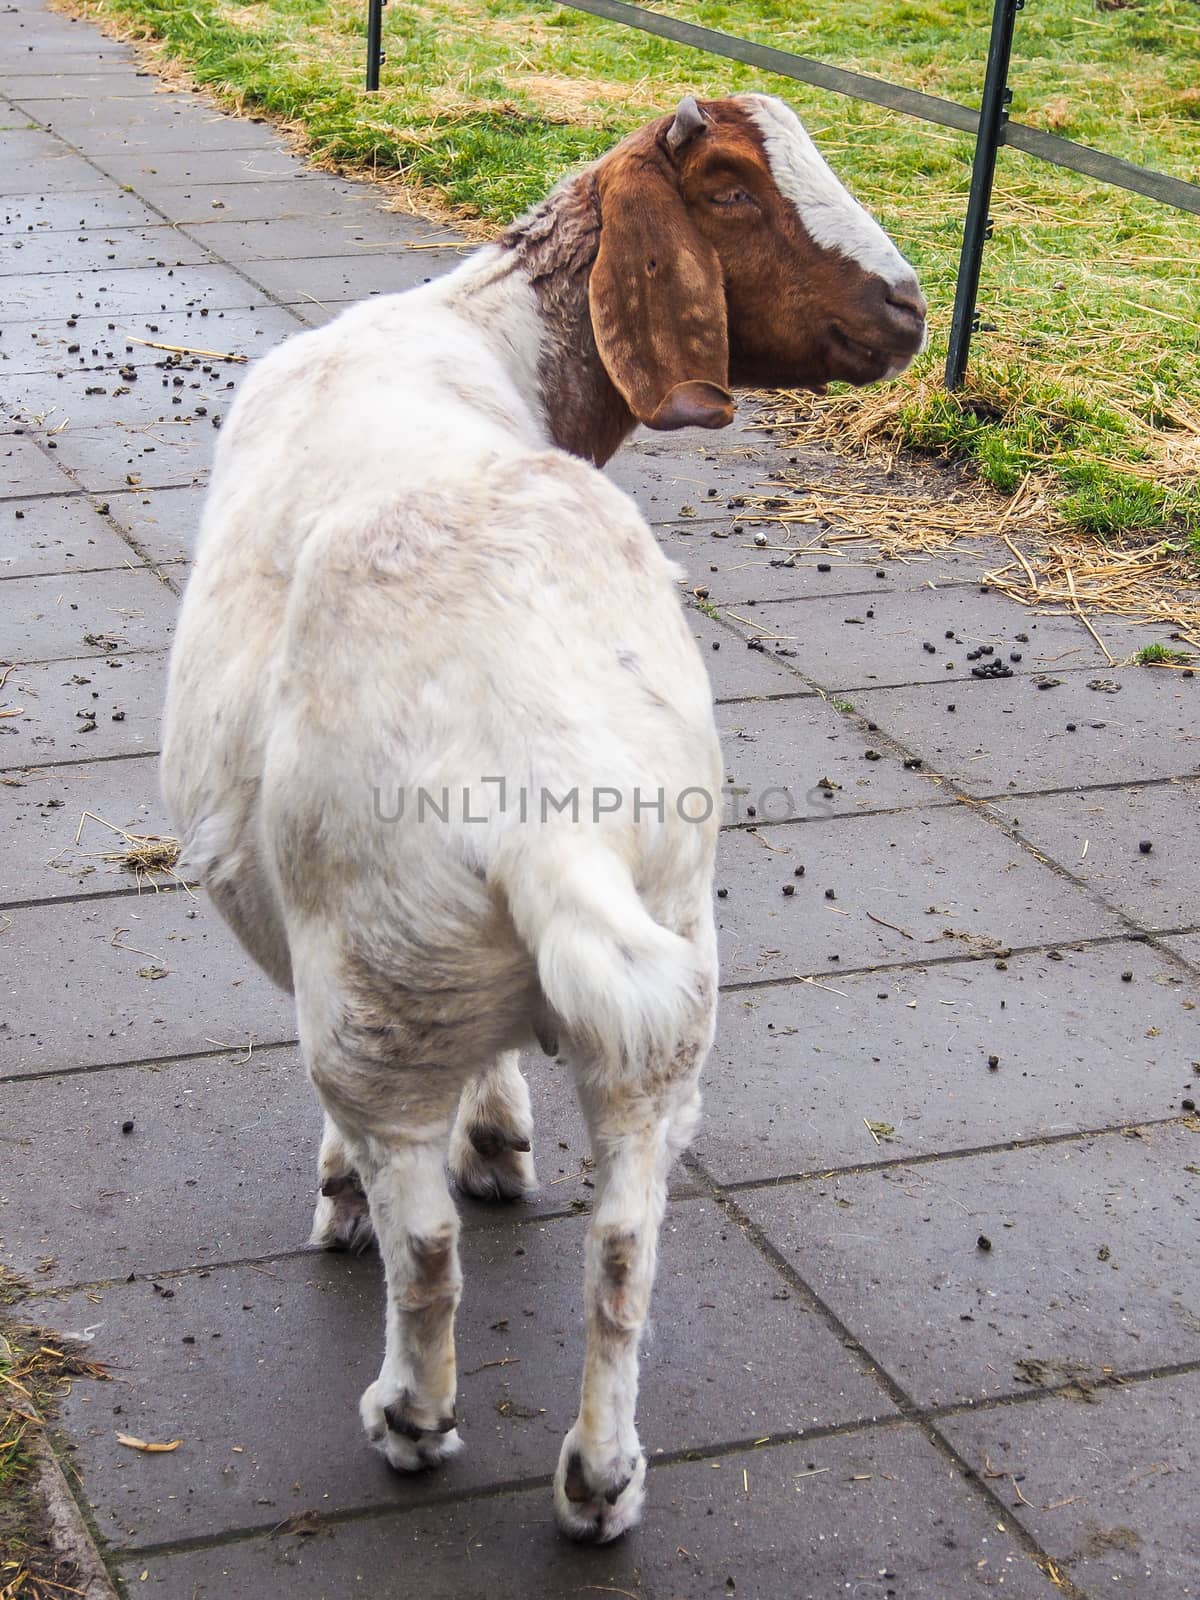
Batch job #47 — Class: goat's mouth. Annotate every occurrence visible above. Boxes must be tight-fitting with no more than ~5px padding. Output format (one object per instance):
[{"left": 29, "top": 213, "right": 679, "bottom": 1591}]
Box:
[{"left": 827, "top": 323, "right": 921, "bottom": 385}]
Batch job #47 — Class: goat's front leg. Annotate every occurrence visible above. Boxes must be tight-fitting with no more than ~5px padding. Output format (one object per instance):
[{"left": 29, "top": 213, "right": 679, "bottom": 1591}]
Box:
[
  {"left": 448, "top": 1050, "right": 537, "bottom": 1200},
  {"left": 554, "top": 1054, "right": 707, "bottom": 1542}
]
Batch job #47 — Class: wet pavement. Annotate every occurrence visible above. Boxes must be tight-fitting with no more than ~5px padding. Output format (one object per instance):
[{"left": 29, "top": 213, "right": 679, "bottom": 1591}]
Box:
[{"left": 2, "top": 2, "right": 1198, "bottom": 1596}]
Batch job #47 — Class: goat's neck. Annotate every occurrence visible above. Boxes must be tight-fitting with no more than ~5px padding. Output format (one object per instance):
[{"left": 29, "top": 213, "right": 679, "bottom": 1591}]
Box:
[{"left": 444, "top": 176, "right": 637, "bottom": 467}]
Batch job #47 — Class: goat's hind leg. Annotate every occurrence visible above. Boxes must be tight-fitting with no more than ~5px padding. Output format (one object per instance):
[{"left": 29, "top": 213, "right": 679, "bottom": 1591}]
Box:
[
  {"left": 448, "top": 1050, "right": 537, "bottom": 1200},
  {"left": 554, "top": 992, "right": 713, "bottom": 1542}
]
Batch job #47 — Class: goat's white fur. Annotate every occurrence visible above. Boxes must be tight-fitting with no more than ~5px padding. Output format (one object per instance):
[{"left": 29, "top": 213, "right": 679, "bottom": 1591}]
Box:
[{"left": 742, "top": 93, "right": 915, "bottom": 291}]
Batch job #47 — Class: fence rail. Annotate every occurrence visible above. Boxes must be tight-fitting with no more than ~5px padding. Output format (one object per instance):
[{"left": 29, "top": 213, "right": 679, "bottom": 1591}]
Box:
[{"left": 363, "top": 0, "right": 1200, "bottom": 385}]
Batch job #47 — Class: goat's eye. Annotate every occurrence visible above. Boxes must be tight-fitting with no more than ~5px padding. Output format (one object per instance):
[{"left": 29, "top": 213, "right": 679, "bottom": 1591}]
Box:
[{"left": 710, "top": 187, "right": 754, "bottom": 207}]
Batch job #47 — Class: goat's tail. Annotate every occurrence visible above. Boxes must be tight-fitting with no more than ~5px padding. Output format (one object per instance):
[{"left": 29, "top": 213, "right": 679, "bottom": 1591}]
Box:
[{"left": 499, "top": 842, "right": 705, "bottom": 1063}]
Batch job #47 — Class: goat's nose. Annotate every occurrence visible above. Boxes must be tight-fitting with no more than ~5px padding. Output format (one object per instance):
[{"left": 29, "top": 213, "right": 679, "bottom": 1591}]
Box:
[{"left": 885, "top": 275, "right": 928, "bottom": 330}]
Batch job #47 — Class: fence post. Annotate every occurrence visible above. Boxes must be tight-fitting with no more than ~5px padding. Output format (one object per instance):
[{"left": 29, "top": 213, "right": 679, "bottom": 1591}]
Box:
[
  {"left": 944, "top": 0, "right": 1022, "bottom": 389},
  {"left": 366, "top": 0, "right": 386, "bottom": 90}
]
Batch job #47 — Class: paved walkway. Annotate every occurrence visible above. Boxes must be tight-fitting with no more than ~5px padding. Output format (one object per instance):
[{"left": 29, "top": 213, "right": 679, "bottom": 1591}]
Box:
[{"left": 2, "top": 2, "right": 1198, "bottom": 1596}]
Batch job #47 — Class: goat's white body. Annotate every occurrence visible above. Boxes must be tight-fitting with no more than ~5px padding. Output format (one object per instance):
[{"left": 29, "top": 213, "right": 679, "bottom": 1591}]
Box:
[{"left": 164, "top": 248, "right": 720, "bottom": 1056}]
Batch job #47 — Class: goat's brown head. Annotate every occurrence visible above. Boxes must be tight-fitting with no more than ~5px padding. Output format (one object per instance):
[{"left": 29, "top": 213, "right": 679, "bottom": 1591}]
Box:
[{"left": 588, "top": 93, "right": 927, "bottom": 432}]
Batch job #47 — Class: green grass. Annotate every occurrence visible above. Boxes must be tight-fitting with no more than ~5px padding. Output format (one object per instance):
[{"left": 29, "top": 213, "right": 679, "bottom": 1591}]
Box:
[
  {"left": 63, "top": 0, "right": 1200, "bottom": 545},
  {"left": 1134, "top": 641, "right": 1191, "bottom": 664}
]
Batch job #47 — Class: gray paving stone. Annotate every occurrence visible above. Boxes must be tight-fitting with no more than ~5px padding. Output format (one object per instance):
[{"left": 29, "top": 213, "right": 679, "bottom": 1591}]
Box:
[
  {"left": 50, "top": 1197, "right": 892, "bottom": 1547},
  {"left": 0, "top": 187, "right": 161, "bottom": 233},
  {"left": 27, "top": 92, "right": 219, "bottom": 129},
  {"left": 0, "top": 433, "right": 74, "bottom": 496},
  {"left": 0, "top": 223, "right": 209, "bottom": 276},
  {"left": 0, "top": 126, "right": 76, "bottom": 162},
  {"left": 740, "top": 585, "right": 1114, "bottom": 693},
  {"left": 0, "top": 889, "right": 297, "bottom": 1077},
  {"left": 0, "top": 753, "right": 168, "bottom": 902},
  {"left": 0, "top": 491, "right": 136, "bottom": 576},
  {"left": 697, "top": 940, "right": 1199, "bottom": 1184},
  {"left": 238, "top": 248, "right": 466, "bottom": 303},
  {"left": 689, "top": 606, "right": 808, "bottom": 701},
  {"left": 713, "top": 805, "right": 1119, "bottom": 983},
  {"left": 99, "top": 483, "right": 205, "bottom": 565},
  {"left": 180, "top": 212, "right": 460, "bottom": 262},
  {"left": 3, "top": 261, "right": 265, "bottom": 323},
  {"left": 605, "top": 429, "right": 775, "bottom": 519},
  {"left": 89, "top": 145, "right": 321, "bottom": 188},
  {"left": 35, "top": 421, "right": 214, "bottom": 493},
  {"left": 5, "top": 363, "right": 247, "bottom": 435},
  {"left": 0, "top": 1044, "right": 319, "bottom": 1286},
  {"left": 941, "top": 1373, "right": 1200, "bottom": 1598},
  {"left": 742, "top": 1123, "right": 1200, "bottom": 1408},
  {"left": 0, "top": 155, "right": 118, "bottom": 194},
  {"left": 0, "top": 649, "right": 166, "bottom": 769},
  {"left": 147, "top": 177, "right": 391, "bottom": 224},
  {"left": 3, "top": 71, "right": 163, "bottom": 99},
  {"left": 1014, "top": 780, "right": 1200, "bottom": 931},
  {"left": 60, "top": 115, "right": 287, "bottom": 158},
  {"left": 0, "top": 54, "right": 137, "bottom": 78},
  {"left": 112, "top": 1426, "right": 1060, "bottom": 1600},
  {"left": 856, "top": 670, "right": 1200, "bottom": 797},
  {"left": 4, "top": 565, "right": 176, "bottom": 662},
  {"left": 1, "top": 303, "right": 301, "bottom": 377},
  {"left": 715, "top": 693, "right": 942, "bottom": 824},
  {"left": 1160, "top": 933, "right": 1200, "bottom": 969}
]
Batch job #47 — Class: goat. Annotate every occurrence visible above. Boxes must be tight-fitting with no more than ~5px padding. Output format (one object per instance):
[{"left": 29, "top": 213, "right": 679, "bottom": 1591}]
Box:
[{"left": 161, "top": 92, "right": 925, "bottom": 1543}]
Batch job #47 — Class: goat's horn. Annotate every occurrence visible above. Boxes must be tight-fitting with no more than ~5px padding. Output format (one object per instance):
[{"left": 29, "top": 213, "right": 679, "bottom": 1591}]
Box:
[{"left": 665, "top": 95, "right": 708, "bottom": 154}]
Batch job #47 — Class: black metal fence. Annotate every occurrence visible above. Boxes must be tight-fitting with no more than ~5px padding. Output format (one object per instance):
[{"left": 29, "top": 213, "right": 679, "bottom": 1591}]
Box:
[{"left": 363, "top": 0, "right": 1200, "bottom": 388}]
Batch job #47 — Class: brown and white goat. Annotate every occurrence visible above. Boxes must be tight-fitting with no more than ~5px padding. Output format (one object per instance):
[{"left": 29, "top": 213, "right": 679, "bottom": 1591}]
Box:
[{"left": 161, "top": 93, "right": 925, "bottom": 1543}]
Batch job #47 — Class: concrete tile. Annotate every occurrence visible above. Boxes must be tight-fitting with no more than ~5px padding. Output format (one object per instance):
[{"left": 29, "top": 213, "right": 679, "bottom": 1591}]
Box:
[
  {"left": 0, "top": 433, "right": 74, "bottom": 496},
  {"left": 742, "top": 1124, "right": 1200, "bottom": 1408},
  {"left": 941, "top": 1374, "right": 1200, "bottom": 1597},
  {"left": 27, "top": 92, "right": 215, "bottom": 128},
  {"left": 1160, "top": 934, "right": 1200, "bottom": 970},
  {"left": 606, "top": 429, "right": 776, "bottom": 520},
  {"left": 0, "top": 54, "right": 137, "bottom": 78},
  {"left": 697, "top": 940, "right": 1200, "bottom": 1184},
  {"left": 0, "top": 889, "right": 297, "bottom": 1077},
  {"left": 4, "top": 565, "right": 176, "bottom": 662},
  {"left": 36, "top": 422, "right": 214, "bottom": 493},
  {"left": 688, "top": 606, "right": 808, "bottom": 701},
  {"left": 0, "top": 187, "right": 161, "bottom": 234},
  {"left": 0, "top": 492, "right": 136, "bottom": 576},
  {"left": 147, "top": 177, "right": 389, "bottom": 224},
  {"left": 5, "top": 362, "right": 247, "bottom": 435},
  {"left": 0, "top": 127, "right": 76, "bottom": 163},
  {"left": 3, "top": 261, "right": 265, "bottom": 323},
  {"left": 0, "top": 649, "right": 166, "bottom": 769},
  {"left": 237, "top": 249, "right": 465, "bottom": 303},
  {"left": 714, "top": 693, "right": 942, "bottom": 825},
  {"left": 99, "top": 483, "right": 205, "bottom": 565},
  {"left": 89, "top": 146, "right": 320, "bottom": 188},
  {"left": 1014, "top": 781, "right": 1200, "bottom": 931},
  {"left": 61, "top": 116, "right": 286, "bottom": 158},
  {"left": 3, "top": 72, "right": 163, "bottom": 99},
  {"left": 0, "top": 1044, "right": 320, "bottom": 1286},
  {"left": 713, "top": 805, "right": 1119, "bottom": 983},
  {"left": 742, "top": 584, "right": 1111, "bottom": 693},
  {"left": 180, "top": 213, "right": 461, "bottom": 262},
  {"left": 856, "top": 670, "right": 1200, "bottom": 797},
  {"left": 51, "top": 1197, "right": 892, "bottom": 1547},
  {"left": 0, "top": 753, "right": 168, "bottom": 902},
  {"left": 0, "top": 303, "right": 301, "bottom": 376},
  {"left": 113, "top": 1427, "right": 1060, "bottom": 1599},
  {"left": 0, "top": 223, "right": 209, "bottom": 276},
  {"left": 0, "top": 155, "right": 119, "bottom": 194}
]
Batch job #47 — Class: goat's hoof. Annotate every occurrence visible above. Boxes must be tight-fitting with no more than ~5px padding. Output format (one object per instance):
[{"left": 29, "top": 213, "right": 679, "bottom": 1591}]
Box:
[
  {"left": 553, "top": 1433, "right": 646, "bottom": 1543},
  {"left": 449, "top": 1122, "right": 537, "bottom": 1202},
  {"left": 310, "top": 1171, "right": 375, "bottom": 1252},
  {"left": 360, "top": 1381, "right": 463, "bottom": 1473}
]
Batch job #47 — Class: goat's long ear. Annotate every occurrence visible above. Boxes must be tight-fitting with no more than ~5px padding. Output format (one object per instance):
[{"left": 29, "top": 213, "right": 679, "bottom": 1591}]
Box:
[{"left": 588, "top": 124, "right": 734, "bottom": 432}]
